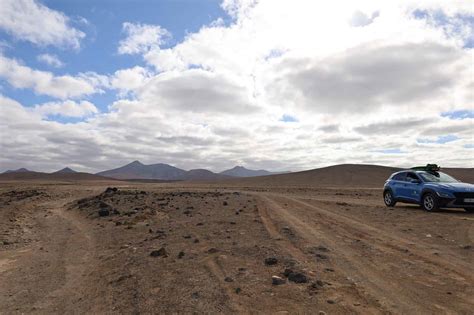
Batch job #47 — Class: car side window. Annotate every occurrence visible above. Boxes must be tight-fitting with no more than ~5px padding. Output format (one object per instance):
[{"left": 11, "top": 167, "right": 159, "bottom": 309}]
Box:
[
  {"left": 406, "top": 172, "right": 420, "bottom": 182},
  {"left": 392, "top": 172, "right": 406, "bottom": 181}
]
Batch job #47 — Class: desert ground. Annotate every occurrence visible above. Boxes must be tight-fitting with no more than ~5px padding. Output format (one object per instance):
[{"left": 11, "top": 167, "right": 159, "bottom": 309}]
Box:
[{"left": 0, "top": 177, "right": 473, "bottom": 314}]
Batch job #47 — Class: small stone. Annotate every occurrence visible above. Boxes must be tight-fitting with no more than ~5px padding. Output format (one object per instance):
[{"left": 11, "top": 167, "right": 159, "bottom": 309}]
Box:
[
  {"left": 178, "top": 251, "right": 185, "bottom": 259},
  {"left": 194, "top": 239, "right": 200, "bottom": 243},
  {"left": 208, "top": 248, "right": 219, "bottom": 253},
  {"left": 283, "top": 268, "right": 293, "bottom": 277},
  {"left": 235, "top": 287, "right": 242, "bottom": 294},
  {"left": 327, "top": 299, "right": 336, "bottom": 304},
  {"left": 288, "top": 272, "right": 308, "bottom": 284},
  {"left": 223, "top": 201, "right": 228, "bottom": 206},
  {"left": 462, "top": 245, "right": 472, "bottom": 250},
  {"left": 191, "top": 292, "right": 199, "bottom": 299},
  {"left": 315, "top": 253, "right": 328, "bottom": 260},
  {"left": 264, "top": 257, "right": 278, "bottom": 266},
  {"left": 272, "top": 275, "right": 286, "bottom": 285},
  {"left": 150, "top": 247, "right": 168, "bottom": 257},
  {"left": 98, "top": 208, "right": 110, "bottom": 217},
  {"left": 224, "top": 277, "right": 234, "bottom": 282}
]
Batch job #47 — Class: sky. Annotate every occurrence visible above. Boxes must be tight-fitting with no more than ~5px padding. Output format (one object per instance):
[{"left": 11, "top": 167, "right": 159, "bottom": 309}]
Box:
[{"left": 0, "top": 0, "right": 473, "bottom": 173}]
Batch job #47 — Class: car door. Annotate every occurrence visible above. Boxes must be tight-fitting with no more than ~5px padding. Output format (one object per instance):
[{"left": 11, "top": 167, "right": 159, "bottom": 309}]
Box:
[
  {"left": 403, "top": 172, "right": 423, "bottom": 201},
  {"left": 391, "top": 172, "right": 407, "bottom": 199}
]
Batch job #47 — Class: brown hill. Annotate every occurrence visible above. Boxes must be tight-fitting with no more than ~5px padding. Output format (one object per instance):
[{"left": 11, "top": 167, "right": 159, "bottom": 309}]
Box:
[
  {"left": 0, "top": 171, "right": 116, "bottom": 181},
  {"left": 221, "top": 164, "right": 474, "bottom": 188}
]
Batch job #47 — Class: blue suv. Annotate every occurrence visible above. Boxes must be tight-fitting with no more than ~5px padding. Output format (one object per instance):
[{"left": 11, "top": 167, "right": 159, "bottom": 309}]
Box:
[{"left": 383, "top": 165, "right": 474, "bottom": 212}]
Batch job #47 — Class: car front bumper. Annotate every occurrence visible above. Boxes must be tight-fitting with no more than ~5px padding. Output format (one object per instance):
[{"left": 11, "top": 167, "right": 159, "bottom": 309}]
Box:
[{"left": 439, "top": 195, "right": 474, "bottom": 208}]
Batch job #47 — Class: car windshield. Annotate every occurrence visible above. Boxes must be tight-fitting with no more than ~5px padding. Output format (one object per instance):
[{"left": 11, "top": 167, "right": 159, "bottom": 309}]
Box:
[{"left": 419, "top": 171, "right": 458, "bottom": 183}]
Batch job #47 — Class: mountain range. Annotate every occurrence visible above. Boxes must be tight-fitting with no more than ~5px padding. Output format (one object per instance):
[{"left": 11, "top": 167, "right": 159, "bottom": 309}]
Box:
[
  {"left": 96, "top": 160, "right": 282, "bottom": 180},
  {"left": 2, "top": 161, "right": 283, "bottom": 181}
]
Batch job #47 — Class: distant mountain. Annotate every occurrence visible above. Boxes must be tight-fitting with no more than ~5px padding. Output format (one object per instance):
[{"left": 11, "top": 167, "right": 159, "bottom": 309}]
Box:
[
  {"left": 97, "top": 160, "right": 188, "bottom": 180},
  {"left": 53, "top": 167, "right": 77, "bottom": 174},
  {"left": 97, "top": 161, "right": 233, "bottom": 181},
  {"left": 185, "top": 169, "right": 230, "bottom": 181},
  {"left": 3, "top": 168, "right": 31, "bottom": 174},
  {"left": 0, "top": 170, "right": 114, "bottom": 181},
  {"left": 220, "top": 166, "right": 277, "bottom": 177}
]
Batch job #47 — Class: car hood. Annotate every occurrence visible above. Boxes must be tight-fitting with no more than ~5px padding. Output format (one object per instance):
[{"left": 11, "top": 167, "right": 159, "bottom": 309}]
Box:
[{"left": 427, "top": 182, "right": 474, "bottom": 191}]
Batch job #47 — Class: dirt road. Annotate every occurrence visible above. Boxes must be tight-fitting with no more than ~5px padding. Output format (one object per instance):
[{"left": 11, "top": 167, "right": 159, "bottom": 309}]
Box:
[{"left": 0, "top": 182, "right": 473, "bottom": 314}]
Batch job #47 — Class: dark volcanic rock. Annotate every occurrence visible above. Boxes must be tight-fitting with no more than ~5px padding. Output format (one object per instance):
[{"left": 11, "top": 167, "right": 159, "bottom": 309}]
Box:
[
  {"left": 288, "top": 272, "right": 308, "bottom": 284},
  {"left": 98, "top": 208, "right": 110, "bottom": 217},
  {"left": 150, "top": 247, "right": 168, "bottom": 257},
  {"left": 272, "top": 276, "right": 286, "bottom": 285},
  {"left": 264, "top": 257, "right": 278, "bottom": 266}
]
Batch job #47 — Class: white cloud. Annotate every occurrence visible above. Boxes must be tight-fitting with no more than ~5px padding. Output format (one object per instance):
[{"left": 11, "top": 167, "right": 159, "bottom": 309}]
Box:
[
  {"left": 0, "top": 54, "right": 107, "bottom": 99},
  {"left": 33, "top": 100, "right": 98, "bottom": 118},
  {"left": 1, "top": 0, "right": 473, "bottom": 172},
  {"left": 111, "top": 66, "right": 150, "bottom": 94},
  {"left": 37, "top": 53, "right": 64, "bottom": 68},
  {"left": 118, "top": 22, "right": 170, "bottom": 55},
  {"left": 0, "top": 0, "right": 85, "bottom": 49}
]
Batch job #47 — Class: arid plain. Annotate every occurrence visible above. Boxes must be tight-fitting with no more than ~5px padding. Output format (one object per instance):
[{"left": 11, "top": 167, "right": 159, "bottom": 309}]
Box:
[{"left": 1, "top": 165, "right": 473, "bottom": 314}]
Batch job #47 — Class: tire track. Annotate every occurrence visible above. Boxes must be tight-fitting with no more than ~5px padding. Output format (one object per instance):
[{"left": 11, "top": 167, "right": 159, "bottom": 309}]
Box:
[{"left": 257, "top": 194, "right": 474, "bottom": 314}]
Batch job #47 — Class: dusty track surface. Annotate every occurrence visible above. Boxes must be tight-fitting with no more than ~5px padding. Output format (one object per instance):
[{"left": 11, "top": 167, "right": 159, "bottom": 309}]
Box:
[{"left": 0, "top": 181, "right": 473, "bottom": 314}]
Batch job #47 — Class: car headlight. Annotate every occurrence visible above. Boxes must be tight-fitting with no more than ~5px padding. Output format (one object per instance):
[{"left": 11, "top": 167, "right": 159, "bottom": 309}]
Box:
[{"left": 437, "top": 191, "right": 454, "bottom": 198}]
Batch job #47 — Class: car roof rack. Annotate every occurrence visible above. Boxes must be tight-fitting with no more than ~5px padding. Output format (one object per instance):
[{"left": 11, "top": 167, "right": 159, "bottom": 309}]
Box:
[{"left": 410, "top": 164, "right": 440, "bottom": 172}]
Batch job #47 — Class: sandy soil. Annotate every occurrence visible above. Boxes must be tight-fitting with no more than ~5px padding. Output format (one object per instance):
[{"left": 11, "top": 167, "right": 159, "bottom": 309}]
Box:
[{"left": 0, "top": 181, "right": 473, "bottom": 314}]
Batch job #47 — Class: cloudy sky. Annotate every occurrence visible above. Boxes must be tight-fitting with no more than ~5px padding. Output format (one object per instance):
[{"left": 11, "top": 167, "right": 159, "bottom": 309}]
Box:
[{"left": 0, "top": 0, "right": 472, "bottom": 173}]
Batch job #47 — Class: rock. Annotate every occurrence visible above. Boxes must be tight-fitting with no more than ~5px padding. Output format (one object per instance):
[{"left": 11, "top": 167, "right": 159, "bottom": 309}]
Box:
[
  {"left": 183, "top": 235, "right": 192, "bottom": 239},
  {"left": 462, "top": 245, "right": 472, "bottom": 250},
  {"left": 272, "top": 275, "right": 286, "bottom": 285},
  {"left": 98, "top": 208, "right": 110, "bottom": 217},
  {"left": 315, "top": 253, "right": 328, "bottom": 260},
  {"left": 264, "top": 257, "right": 278, "bottom": 266},
  {"left": 208, "top": 248, "right": 219, "bottom": 254},
  {"left": 316, "top": 246, "right": 329, "bottom": 252},
  {"left": 194, "top": 239, "right": 200, "bottom": 243},
  {"left": 104, "top": 187, "right": 118, "bottom": 194},
  {"left": 235, "top": 287, "right": 242, "bottom": 294},
  {"left": 283, "top": 268, "right": 293, "bottom": 277},
  {"left": 191, "top": 292, "right": 199, "bottom": 299},
  {"left": 223, "top": 201, "right": 228, "bottom": 206},
  {"left": 178, "top": 251, "right": 185, "bottom": 259},
  {"left": 224, "top": 277, "right": 234, "bottom": 282},
  {"left": 310, "top": 280, "right": 324, "bottom": 289},
  {"left": 288, "top": 272, "right": 308, "bottom": 283},
  {"left": 150, "top": 247, "right": 168, "bottom": 257},
  {"left": 327, "top": 299, "right": 336, "bottom": 304}
]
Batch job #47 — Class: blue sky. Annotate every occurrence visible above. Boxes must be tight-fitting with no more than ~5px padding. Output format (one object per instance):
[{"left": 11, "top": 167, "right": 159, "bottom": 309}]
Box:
[
  {"left": 0, "top": 0, "right": 472, "bottom": 172},
  {"left": 1, "top": 0, "right": 229, "bottom": 113}
]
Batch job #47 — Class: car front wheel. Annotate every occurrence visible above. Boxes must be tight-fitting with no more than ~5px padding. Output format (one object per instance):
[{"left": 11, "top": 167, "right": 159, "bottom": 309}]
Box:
[
  {"left": 383, "top": 190, "right": 396, "bottom": 207},
  {"left": 422, "top": 193, "right": 439, "bottom": 212}
]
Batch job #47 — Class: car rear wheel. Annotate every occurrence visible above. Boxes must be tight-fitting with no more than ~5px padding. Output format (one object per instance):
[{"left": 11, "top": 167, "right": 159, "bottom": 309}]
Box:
[
  {"left": 422, "top": 193, "right": 439, "bottom": 212},
  {"left": 383, "top": 190, "right": 396, "bottom": 207},
  {"left": 465, "top": 208, "right": 474, "bottom": 213}
]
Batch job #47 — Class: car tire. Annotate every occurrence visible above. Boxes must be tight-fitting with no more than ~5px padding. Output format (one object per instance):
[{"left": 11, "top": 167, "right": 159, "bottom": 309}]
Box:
[
  {"left": 383, "top": 190, "right": 396, "bottom": 207},
  {"left": 422, "top": 193, "right": 439, "bottom": 212},
  {"left": 465, "top": 208, "right": 474, "bottom": 213}
]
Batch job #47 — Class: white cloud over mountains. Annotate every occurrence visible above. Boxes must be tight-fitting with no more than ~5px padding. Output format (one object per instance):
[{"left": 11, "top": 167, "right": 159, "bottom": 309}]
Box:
[
  {"left": 0, "top": 54, "right": 107, "bottom": 99},
  {"left": 0, "top": 0, "right": 473, "bottom": 172}
]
